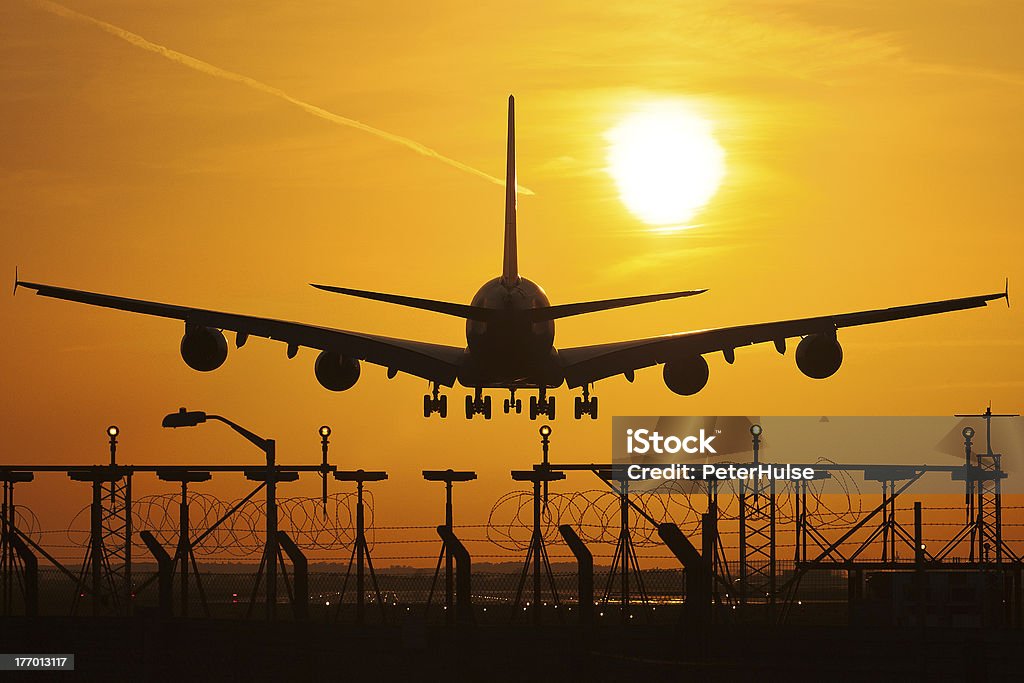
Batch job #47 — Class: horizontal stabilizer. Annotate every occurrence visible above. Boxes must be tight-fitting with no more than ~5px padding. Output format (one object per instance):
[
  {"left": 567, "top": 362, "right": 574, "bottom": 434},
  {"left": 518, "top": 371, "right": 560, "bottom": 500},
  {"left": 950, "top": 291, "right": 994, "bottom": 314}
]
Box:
[
  {"left": 311, "top": 284, "right": 497, "bottom": 321},
  {"left": 527, "top": 289, "right": 707, "bottom": 321}
]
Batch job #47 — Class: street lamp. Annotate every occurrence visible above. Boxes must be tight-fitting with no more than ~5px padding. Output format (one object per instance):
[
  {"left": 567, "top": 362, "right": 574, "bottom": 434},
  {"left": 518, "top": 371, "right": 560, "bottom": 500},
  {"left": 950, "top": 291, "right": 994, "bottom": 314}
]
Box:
[
  {"left": 319, "top": 425, "right": 332, "bottom": 517},
  {"left": 162, "top": 407, "right": 275, "bottom": 465},
  {"left": 162, "top": 407, "right": 280, "bottom": 621}
]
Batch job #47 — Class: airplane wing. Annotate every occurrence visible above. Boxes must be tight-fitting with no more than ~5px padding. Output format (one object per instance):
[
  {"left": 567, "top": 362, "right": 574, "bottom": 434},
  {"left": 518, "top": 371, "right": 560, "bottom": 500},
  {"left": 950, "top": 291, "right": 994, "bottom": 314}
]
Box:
[
  {"left": 15, "top": 281, "right": 464, "bottom": 385},
  {"left": 558, "top": 288, "right": 1008, "bottom": 388}
]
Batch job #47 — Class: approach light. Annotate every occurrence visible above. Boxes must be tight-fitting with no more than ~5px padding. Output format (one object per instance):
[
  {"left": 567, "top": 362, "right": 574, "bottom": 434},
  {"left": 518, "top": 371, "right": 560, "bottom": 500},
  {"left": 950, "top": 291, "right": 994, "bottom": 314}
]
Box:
[
  {"left": 962, "top": 426, "right": 975, "bottom": 440},
  {"left": 539, "top": 425, "right": 552, "bottom": 437},
  {"left": 319, "top": 425, "right": 332, "bottom": 438},
  {"left": 107, "top": 425, "right": 119, "bottom": 438},
  {"left": 750, "top": 424, "right": 762, "bottom": 437}
]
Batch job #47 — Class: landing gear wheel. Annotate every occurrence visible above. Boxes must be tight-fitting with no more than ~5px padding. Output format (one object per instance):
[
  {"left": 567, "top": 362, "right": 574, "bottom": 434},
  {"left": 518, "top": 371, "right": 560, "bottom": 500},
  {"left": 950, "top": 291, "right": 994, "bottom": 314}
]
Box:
[
  {"left": 574, "top": 396, "right": 582, "bottom": 419},
  {"left": 529, "top": 396, "right": 538, "bottom": 420},
  {"left": 589, "top": 396, "right": 597, "bottom": 419},
  {"left": 424, "top": 394, "right": 432, "bottom": 418},
  {"left": 465, "top": 395, "right": 474, "bottom": 419},
  {"left": 515, "top": 398, "right": 522, "bottom": 414},
  {"left": 548, "top": 397, "right": 556, "bottom": 420},
  {"left": 439, "top": 395, "right": 448, "bottom": 418},
  {"left": 483, "top": 395, "right": 492, "bottom": 419},
  {"left": 503, "top": 398, "right": 511, "bottom": 414}
]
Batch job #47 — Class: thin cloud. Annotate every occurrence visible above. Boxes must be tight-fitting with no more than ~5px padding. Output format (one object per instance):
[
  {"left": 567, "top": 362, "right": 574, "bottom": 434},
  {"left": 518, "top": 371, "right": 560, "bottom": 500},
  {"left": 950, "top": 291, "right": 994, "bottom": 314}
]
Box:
[{"left": 27, "top": 0, "right": 533, "bottom": 194}]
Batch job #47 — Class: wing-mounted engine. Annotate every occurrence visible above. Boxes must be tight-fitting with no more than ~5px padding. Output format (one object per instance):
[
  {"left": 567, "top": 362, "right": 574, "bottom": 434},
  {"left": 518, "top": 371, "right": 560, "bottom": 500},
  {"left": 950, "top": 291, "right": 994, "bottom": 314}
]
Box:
[
  {"left": 180, "top": 325, "right": 228, "bottom": 372},
  {"left": 663, "top": 355, "right": 710, "bottom": 396},
  {"left": 795, "top": 333, "right": 843, "bottom": 379},
  {"left": 315, "top": 350, "right": 361, "bottom": 391}
]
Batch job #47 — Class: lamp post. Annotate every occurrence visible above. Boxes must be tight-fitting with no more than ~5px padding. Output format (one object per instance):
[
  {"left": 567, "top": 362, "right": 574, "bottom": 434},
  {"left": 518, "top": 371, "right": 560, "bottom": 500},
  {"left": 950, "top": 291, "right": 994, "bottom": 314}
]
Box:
[
  {"left": 162, "top": 407, "right": 280, "bottom": 620},
  {"left": 750, "top": 423, "right": 762, "bottom": 465},
  {"left": 319, "top": 426, "right": 331, "bottom": 518}
]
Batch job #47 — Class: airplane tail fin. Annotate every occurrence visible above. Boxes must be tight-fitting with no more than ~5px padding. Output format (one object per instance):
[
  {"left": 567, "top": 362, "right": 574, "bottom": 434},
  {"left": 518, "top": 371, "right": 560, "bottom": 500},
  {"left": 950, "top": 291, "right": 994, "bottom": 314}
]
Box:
[{"left": 501, "top": 95, "right": 520, "bottom": 287}]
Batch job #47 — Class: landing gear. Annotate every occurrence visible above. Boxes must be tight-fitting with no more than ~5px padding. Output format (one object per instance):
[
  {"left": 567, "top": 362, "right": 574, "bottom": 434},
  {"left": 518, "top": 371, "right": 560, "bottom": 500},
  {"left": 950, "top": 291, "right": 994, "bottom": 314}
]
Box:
[
  {"left": 423, "top": 384, "right": 447, "bottom": 418},
  {"left": 465, "top": 388, "right": 492, "bottom": 419},
  {"left": 503, "top": 389, "right": 523, "bottom": 414},
  {"left": 573, "top": 385, "right": 598, "bottom": 420},
  {"left": 529, "top": 388, "right": 555, "bottom": 420}
]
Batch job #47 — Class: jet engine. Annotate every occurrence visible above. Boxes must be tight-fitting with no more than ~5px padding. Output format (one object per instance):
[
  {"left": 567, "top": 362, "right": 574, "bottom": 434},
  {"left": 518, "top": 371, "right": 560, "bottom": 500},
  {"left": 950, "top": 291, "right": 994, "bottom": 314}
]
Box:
[
  {"left": 663, "top": 356, "right": 710, "bottom": 396},
  {"left": 180, "top": 326, "right": 228, "bottom": 372},
  {"left": 795, "top": 334, "right": 843, "bottom": 379},
  {"left": 314, "top": 350, "right": 361, "bottom": 391}
]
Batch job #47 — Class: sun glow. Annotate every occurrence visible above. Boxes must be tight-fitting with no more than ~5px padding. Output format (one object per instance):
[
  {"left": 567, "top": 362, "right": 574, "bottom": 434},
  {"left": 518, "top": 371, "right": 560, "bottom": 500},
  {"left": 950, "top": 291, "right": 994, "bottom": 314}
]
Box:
[{"left": 606, "top": 102, "right": 726, "bottom": 229}]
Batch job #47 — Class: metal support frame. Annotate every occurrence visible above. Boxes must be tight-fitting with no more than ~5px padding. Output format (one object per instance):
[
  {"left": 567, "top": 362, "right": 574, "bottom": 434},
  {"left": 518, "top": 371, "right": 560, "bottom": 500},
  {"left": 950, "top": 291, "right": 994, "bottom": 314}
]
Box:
[
  {"left": 511, "top": 468, "right": 565, "bottom": 624},
  {"left": 423, "top": 469, "right": 476, "bottom": 624},
  {"left": 334, "top": 470, "right": 388, "bottom": 625},
  {"left": 600, "top": 474, "right": 649, "bottom": 616},
  {"left": 68, "top": 467, "right": 131, "bottom": 616},
  {"left": 0, "top": 473, "right": 37, "bottom": 617}
]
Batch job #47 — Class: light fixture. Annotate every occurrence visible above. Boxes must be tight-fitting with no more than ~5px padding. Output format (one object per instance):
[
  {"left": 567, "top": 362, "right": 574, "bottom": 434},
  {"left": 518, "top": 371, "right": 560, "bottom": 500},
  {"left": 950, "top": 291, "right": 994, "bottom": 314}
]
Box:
[
  {"left": 319, "top": 425, "right": 331, "bottom": 438},
  {"left": 107, "top": 425, "right": 119, "bottom": 438},
  {"left": 750, "top": 424, "right": 762, "bottom": 437},
  {"left": 962, "top": 426, "right": 975, "bottom": 440},
  {"left": 539, "top": 425, "right": 552, "bottom": 437}
]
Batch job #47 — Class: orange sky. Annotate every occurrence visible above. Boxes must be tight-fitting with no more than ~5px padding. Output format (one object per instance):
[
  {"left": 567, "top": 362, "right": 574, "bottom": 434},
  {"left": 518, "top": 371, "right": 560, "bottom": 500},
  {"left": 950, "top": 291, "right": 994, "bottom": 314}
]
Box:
[{"left": 0, "top": 1, "right": 1021, "bottom": 559}]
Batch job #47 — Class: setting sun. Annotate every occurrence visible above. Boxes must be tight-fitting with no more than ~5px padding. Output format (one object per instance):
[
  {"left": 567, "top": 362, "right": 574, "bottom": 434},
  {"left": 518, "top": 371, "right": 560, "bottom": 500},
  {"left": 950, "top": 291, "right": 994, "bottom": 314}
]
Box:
[{"left": 606, "top": 102, "right": 726, "bottom": 229}]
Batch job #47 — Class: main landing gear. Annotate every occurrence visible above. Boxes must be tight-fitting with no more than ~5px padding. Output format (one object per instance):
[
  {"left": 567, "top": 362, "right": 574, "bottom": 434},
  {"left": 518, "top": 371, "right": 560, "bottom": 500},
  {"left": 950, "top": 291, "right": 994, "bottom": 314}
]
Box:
[
  {"left": 423, "top": 383, "right": 447, "bottom": 418},
  {"left": 503, "top": 389, "right": 523, "bottom": 414},
  {"left": 529, "top": 388, "right": 555, "bottom": 421},
  {"left": 574, "top": 385, "right": 598, "bottom": 420},
  {"left": 465, "top": 387, "right": 492, "bottom": 419}
]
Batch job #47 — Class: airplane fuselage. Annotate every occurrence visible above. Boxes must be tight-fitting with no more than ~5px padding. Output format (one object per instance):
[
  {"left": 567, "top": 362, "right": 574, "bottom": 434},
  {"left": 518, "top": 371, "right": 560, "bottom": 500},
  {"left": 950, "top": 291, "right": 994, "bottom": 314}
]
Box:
[{"left": 460, "top": 277, "right": 562, "bottom": 388}]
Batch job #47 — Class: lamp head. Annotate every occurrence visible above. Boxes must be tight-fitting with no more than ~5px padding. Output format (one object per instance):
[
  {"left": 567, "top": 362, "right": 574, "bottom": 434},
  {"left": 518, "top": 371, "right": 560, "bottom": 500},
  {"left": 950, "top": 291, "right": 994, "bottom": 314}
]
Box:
[
  {"left": 162, "top": 407, "right": 208, "bottom": 428},
  {"left": 319, "top": 425, "right": 332, "bottom": 438},
  {"left": 539, "top": 425, "right": 552, "bottom": 438},
  {"left": 962, "top": 426, "right": 975, "bottom": 440},
  {"left": 750, "top": 423, "right": 763, "bottom": 437},
  {"left": 107, "top": 425, "right": 119, "bottom": 438}
]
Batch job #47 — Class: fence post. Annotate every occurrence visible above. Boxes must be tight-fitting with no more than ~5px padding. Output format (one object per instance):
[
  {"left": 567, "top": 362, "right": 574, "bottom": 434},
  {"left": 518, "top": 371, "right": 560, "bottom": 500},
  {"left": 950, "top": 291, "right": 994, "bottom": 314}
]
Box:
[
  {"left": 558, "top": 524, "right": 593, "bottom": 625},
  {"left": 436, "top": 525, "right": 472, "bottom": 625},
  {"left": 139, "top": 531, "right": 173, "bottom": 618},
  {"left": 9, "top": 533, "right": 38, "bottom": 617},
  {"left": 278, "top": 531, "right": 308, "bottom": 621},
  {"left": 658, "top": 522, "right": 710, "bottom": 655}
]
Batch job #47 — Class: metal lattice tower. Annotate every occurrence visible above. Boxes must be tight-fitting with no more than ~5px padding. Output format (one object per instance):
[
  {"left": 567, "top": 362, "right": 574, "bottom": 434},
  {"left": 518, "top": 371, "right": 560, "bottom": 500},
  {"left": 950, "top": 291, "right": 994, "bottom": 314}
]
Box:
[
  {"left": 739, "top": 475, "right": 776, "bottom": 606},
  {"left": 738, "top": 426, "right": 776, "bottom": 608}
]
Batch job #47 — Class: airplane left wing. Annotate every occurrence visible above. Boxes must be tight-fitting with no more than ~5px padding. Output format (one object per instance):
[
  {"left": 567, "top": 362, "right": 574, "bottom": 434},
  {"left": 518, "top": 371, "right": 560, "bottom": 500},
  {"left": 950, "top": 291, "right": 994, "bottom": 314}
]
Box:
[
  {"left": 15, "top": 281, "right": 464, "bottom": 385},
  {"left": 558, "top": 288, "right": 1008, "bottom": 388}
]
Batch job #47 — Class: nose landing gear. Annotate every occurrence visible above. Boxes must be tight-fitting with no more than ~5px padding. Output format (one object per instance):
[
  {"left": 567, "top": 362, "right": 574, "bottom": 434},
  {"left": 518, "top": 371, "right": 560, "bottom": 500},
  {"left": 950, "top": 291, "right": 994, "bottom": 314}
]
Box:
[
  {"left": 529, "top": 387, "right": 556, "bottom": 420},
  {"left": 465, "top": 388, "right": 492, "bottom": 419},
  {"left": 573, "top": 385, "right": 598, "bottom": 420},
  {"left": 503, "top": 389, "right": 523, "bottom": 414},
  {"left": 423, "top": 383, "right": 447, "bottom": 418}
]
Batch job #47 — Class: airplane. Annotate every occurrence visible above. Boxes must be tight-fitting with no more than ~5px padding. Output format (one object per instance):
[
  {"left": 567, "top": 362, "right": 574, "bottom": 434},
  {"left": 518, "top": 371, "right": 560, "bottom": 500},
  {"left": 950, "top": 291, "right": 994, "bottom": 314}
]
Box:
[{"left": 15, "top": 96, "right": 1009, "bottom": 421}]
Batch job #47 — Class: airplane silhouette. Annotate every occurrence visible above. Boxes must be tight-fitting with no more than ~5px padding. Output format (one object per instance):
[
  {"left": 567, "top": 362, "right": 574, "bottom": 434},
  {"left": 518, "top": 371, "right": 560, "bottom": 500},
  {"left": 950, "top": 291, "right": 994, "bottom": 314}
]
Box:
[{"left": 15, "top": 96, "right": 1009, "bottom": 420}]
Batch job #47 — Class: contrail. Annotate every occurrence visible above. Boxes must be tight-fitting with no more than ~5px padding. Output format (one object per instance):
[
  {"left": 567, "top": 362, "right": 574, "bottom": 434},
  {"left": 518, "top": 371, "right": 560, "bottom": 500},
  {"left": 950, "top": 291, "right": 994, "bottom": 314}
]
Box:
[{"left": 29, "top": 0, "right": 532, "bottom": 194}]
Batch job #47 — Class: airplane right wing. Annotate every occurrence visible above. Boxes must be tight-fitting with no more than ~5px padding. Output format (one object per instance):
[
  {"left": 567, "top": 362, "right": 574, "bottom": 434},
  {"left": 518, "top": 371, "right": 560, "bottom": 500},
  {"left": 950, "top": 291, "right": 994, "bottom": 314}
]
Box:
[
  {"left": 15, "top": 281, "right": 465, "bottom": 386},
  {"left": 558, "top": 288, "right": 1008, "bottom": 389}
]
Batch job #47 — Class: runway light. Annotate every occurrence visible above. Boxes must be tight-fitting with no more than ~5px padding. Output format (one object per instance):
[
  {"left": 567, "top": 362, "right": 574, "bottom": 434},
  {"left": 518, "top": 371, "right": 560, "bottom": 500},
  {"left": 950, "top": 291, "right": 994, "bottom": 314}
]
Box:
[
  {"left": 320, "top": 425, "right": 331, "bottom": 438},
  {"left": 107, "top": 425, "right": 119, "bottom": 438},
  {"left": 750, "top": 424, "right": 762, "bottom": 437}
]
